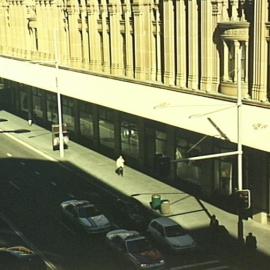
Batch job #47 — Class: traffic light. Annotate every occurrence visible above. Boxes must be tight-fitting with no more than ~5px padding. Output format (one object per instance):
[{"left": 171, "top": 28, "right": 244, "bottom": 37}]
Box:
[{"left": 237, "top": 189, "right": 251, "bottom": 210}]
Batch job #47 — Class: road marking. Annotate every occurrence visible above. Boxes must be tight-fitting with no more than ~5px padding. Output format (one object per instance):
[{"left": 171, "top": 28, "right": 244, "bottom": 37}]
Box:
[
  {"left": 207, "top": 266, "right": 230, "bottom": 270},
  {"left": 20, "top": 161, "right": 26, "bottom": 166},
  {"left": 169, "top": 260, "right": 222, "bottom": 270},
  {"left": 6, "top": 152, "right": 12, "bottom": 157},
  {"left": 9, "top": 181, "right": 20, "bottom": 191},
  {"left": 67, "top": 193, "right": 75, "bottom": 198},
  {"left": 34, "top": 171, "right": 40, "bottom": 175},
  {"left": 0, "top": 212, "right": 57, "bottom": 270},
  {"left": 51, "top": 181, "right": 57, "bottom": 186}
]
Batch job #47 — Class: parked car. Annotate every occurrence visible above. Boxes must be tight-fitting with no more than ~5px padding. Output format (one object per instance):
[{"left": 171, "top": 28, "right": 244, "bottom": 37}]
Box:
[
  {"left": 106, "top": 229, "right": 165, "bottom": 269},
  {"left": 0, "top": 246, "right": 47, "bottom": 270},
  {"left": 60, "top": 199, "right": 111, "bottom": 234},
  {"left": 147, "top": 217, "right": 197, "bottom": 253}
]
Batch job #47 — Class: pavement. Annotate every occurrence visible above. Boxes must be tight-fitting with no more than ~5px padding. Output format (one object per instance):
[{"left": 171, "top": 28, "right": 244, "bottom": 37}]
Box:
[{"left": 0, "top": 110, "right": 270, "bottom": 259}]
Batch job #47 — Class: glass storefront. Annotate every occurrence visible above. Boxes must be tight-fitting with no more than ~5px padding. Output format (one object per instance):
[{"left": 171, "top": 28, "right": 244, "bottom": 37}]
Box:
[
  {"left": 79, "top": 102, "right": 94, "bottom": 139},
  {"left": 121, "top": 118, "right": 139, "bottom": 158},
  {"left": 32, "top": 89, "right": 43, "bottom": 119},
  {"left": 46, "top": 93, "right": 58, "bottom": 124},
  {"left": 175, "top": 135, "right": 202, "bottom": 187},
  {"left": 98, "top": 107, "right": 115, "bottom": 149},
  {"left": 62, "top": 97, "right": 75, "bottom": 132}
]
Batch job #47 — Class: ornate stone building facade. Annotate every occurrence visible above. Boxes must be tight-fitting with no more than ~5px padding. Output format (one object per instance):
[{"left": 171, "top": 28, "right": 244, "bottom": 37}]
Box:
[
  {"left": 0, "top": 0, "right": 269, "bottom": 101},
  {"left": 1, "top": 0, "right": 270, "bottom": 223}
]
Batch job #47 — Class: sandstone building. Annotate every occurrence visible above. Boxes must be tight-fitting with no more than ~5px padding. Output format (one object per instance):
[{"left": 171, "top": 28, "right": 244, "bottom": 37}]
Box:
[{"left": 0, "top": 0, "right": 270, "bottom": 223}]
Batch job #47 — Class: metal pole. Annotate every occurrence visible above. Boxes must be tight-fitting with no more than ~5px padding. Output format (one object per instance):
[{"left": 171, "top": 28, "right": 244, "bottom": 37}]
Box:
[
  {"left": 237, "top": 44, "right": 242, "bottom": 191},
  {"left": 237, "top": 43, "right": 244, "bottom": 243},
  {"left": 54, "top": 30, "right": 64, "bottom": 158}
]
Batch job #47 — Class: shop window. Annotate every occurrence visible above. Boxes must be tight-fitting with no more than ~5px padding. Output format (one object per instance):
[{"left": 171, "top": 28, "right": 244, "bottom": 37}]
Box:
[
  {"left": 219, "top": 160, "right": 233, "bottom": 195},
  {"left": 155, "top": 130, "right": 167, "bottom": 155},
  {"left": 62, "top": 97, "right": 75, "bottom": 132},
  {"left": 79, "top": 102, "right": 94, "bottom": 139},
  {"left": 98, "top": 108, "right": 115, "bottom": 149},
  {"left": 20, "top": 89, "right": 29, "bottom": 114},
  {"left": 46, "top": 94, "right": 58, "bottom": 124},
  {"left": 32, "top": 89, "right": 43, "bottom": 119},
  {"left": 121, "top": 119, "right": 139, "bottom": 158},
  {"left": 175, "top": 136, "right": 202, "bottom": 187}
]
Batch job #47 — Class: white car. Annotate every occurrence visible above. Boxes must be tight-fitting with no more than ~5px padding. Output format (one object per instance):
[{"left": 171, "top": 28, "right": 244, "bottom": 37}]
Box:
[
  {"left": 147, "top": 217, "right": 197, "bottom": 253},
  {"left": 60, "top": 199, "right": 111, "bottom": 234}
]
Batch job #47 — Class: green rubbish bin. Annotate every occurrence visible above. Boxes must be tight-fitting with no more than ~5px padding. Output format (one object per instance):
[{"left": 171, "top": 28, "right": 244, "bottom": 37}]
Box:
[{"left": 151, "top": 194, "right": 161, "bottom": 210}]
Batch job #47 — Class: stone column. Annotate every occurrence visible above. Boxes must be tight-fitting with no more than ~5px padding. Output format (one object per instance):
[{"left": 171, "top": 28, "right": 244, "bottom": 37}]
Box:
[
  {"left": 108, "top": 0, "right": 123, "bottom": 75},
  {"left": 100, "top": 0, "right": 111, "bottom": 73},
  {"left": 223, "top": 40, "right": 229, "bottom": 81},
  {"left": 200, "top": 0, "right": 212, "bottom": 92},
  {"left": 80, "top": 0, "right": 90, "bottom": 67},
  {"left": 87, "top": 0, "right": 100, "bottom": 70},
  {"left": 67, "top": 0, "right": 82, "bottom": 65},
  {"left": 154, "top": 2, "right": 161, "bottom": 82},
  {"left": 175, "top": 0, "right": 186, "bottom": 88},
  {"left": 163, "top": 0, "right": 175, "bottom": 86},
  {"left": 132, "top": 0, "right": 153, "bottom": 80},
  {"left": 123, "top": 0, "right": 134, "bottom": 78},
  {"left": 251, "top": 0, "right": 268, "bottom": 101},
  {"left": 187, "top": 0, "right": 198, "bottom": 90}
]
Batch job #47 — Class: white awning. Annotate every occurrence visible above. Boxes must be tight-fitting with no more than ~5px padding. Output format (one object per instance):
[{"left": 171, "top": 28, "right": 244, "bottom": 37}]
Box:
[{"left": 1, "top": 56, "right": 270, "bottom": 152}]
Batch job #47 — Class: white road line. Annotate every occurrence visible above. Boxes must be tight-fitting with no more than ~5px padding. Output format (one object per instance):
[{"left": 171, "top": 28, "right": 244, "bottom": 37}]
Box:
[
  {"left": 20, "top": 161, "right": 26, "bottom": 166},
  {"left": 51, "top": 181, "right": 57, "bottom": 186},
  {"left": 207, "top": 266, "right": 230, "bottom": 270},
  {"left": 67, "top": 193, "right": 75, "bottom": 198},
  {"left": 169, "top": 260, "right": 221, "bottom": 270},
  {"left": 6, "top": 152, "right": 12, "bottom": 157},
  {"left": 0, "top": 129, "right": 56, "bottom": 162},
  {"left": 34, "top": 171, "right": 40, "bottom": 175},
  {"left": 0, "top": 212, "right": 57, "bottom": 270},
  {"left": 9, "top": 181, "right": 20, "bottom": 191},
  {"left": 58, "top": 220, "right": 76, "bottom": 235}
]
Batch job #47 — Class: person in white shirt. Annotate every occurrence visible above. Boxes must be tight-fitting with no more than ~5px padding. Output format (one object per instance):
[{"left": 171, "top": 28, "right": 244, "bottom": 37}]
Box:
[{"left": 115, "top": 155, "right": 125, "bottom": 176}]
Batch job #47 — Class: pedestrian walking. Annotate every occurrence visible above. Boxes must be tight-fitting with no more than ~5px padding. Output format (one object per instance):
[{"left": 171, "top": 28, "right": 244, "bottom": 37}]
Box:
[
  {"left": 115, "top": 155, "right": 125, "bottom": 176},
  {"left": 245, "top": 232, "right": 257, "bottom": 251}
]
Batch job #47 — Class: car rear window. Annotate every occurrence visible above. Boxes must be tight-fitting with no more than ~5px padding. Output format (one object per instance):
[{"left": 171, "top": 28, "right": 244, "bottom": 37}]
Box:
[
  {"left": 165, "top": 225, "right": 186, "bottom": 237},
  {"left": 78, "top": 206, "right": 101, "bottom": 217}
]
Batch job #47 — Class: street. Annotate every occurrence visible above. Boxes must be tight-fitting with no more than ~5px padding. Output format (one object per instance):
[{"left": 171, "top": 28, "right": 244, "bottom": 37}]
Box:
[{"left": 0, "top": 131, "right": 268, "bottom": 270}]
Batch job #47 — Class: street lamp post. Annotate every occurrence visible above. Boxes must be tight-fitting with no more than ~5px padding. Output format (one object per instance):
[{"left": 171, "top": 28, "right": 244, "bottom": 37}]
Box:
[{"left": 54, "top": 30, "right": 64, "bottom": 158}]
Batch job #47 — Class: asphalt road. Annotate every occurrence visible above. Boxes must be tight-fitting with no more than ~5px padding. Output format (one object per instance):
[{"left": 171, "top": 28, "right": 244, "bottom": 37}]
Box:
[{"left": 0, "top": 132, "right": 267, "bottom": 270}]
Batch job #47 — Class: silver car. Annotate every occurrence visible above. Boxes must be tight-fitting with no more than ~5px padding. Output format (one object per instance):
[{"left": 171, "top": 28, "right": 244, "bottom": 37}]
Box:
[
  {"left": 60, "top": 199, "right": 111, "bottom": 234},
  {"left": 147, "top": 217, "right": 197, "bottom": 253}
]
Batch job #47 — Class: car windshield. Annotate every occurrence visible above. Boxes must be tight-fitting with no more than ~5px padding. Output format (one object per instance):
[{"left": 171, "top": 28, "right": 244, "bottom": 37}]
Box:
[
  {"left": 126, "top": 238, "right": 152, "bottom": 253},
  {"left": 164, "top": 225, "right": 186, "bottom": 237},
  {"left": 78, "top": 205, "right": 101, "bottom": 218}
]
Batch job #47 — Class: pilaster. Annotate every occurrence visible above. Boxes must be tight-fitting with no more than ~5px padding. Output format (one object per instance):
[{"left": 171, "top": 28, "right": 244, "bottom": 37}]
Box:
[
  {"left": 200, "top": 0, "right": 213, "bottom": 92},
  {"left": 163, "top": 0, "right": 175, "bottom": 86},
  {"left": 187, "top": 0, "right": 198, "bottom": 90},
  {"left": 251, "top": 0, "right": 268, "bottom": 101},
  {"left": 175, "top": 0, "right": 186, "bottom": 88}
]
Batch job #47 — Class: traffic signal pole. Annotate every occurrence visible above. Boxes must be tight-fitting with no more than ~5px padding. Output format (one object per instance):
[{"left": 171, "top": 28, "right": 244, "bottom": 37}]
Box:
[{"left": 237, "top": 44, "right": 244, "bottom": 242}]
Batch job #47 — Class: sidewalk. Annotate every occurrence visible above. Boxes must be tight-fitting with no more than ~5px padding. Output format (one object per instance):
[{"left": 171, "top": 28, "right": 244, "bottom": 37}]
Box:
[{"left": 1, "top": 110, "right": 270, "bottom": 257}]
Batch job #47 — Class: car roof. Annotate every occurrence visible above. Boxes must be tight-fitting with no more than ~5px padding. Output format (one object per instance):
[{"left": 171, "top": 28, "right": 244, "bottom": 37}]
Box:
[
  {"left": 151, "top": 217, "right": 179, "bottom": 227},
  {"left": 62, "top": 199, "right": 94, "bottom": 208}
]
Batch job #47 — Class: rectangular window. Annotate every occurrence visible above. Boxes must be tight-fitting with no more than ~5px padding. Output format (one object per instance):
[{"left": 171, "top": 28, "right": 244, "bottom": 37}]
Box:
[
  {"left": 62, "top": 97, "right": 75, "bottom": 132},
  {"left": 155, "top": 130, "right": 167, "bottom": 155},
  {"left": 228, "top": 42, "right": 235, "bottom": 81},
  {"left": 98, "top": 108, "right": 115, "bottom": 149},
  {"left": 79, "top": 102, "right": 94, "bottom": 139},
  {"left": 32, "top": 89, "right": 43, "bottom": 118},
  {"left": 121, "top": 119, "right": 139, "bottom": 158},
  {"left": 46, "top": 94, "right": 58, "bottom": 123}
]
